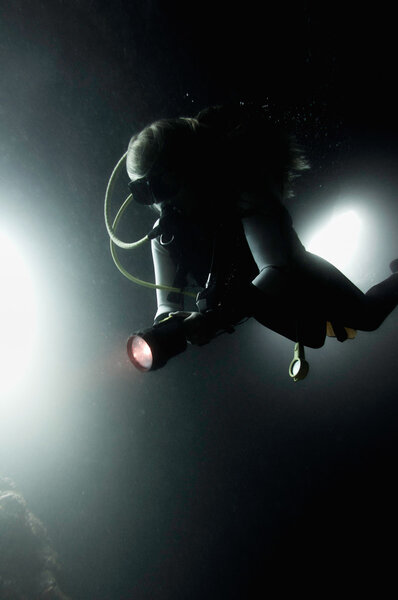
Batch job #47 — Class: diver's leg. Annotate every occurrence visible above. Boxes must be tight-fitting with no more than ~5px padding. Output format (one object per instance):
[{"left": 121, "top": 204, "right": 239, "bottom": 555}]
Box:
[
  {"left": 249, "top": 265, "right": 327, "bottom": 348},
  {"left": 246, "top": 254, "right": 398, "bottom": 346},
  {"left": 301, "top": 253, "right": 398, "bottom": 332},
  {"left": 360, "top": 272, "right": 398, "bottom": 330}
]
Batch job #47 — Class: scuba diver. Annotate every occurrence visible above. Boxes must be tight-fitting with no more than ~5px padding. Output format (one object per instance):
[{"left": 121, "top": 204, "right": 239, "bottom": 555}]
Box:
[{"left": 108, "top": 104, "right": 398, "bottom": 377}]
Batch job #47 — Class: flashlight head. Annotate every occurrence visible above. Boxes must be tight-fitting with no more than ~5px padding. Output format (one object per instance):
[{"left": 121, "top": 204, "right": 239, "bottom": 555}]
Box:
[
  {"left": 127, "top": 316, "right": 188, "bottom": 372},
  {"left": 127, "top": 335, "right": 154, "bottom": 372}
]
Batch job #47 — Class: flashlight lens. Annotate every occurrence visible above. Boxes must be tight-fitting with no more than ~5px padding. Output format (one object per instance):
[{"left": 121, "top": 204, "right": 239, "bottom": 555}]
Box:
[{"left": 128, "top": 335, "right": 153, "bottom": 371}]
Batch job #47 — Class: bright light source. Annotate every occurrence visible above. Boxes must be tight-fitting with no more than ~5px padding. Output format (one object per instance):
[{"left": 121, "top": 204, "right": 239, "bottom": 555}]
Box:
[
  {"left": 0, "top": 231, "right": 38, "bottom": 395},
  {"left": 305, "top": 210, "right": 362, "bottom": 272},
  {"left": 129, "top": 335, "right": 153, "bottom": 371}
]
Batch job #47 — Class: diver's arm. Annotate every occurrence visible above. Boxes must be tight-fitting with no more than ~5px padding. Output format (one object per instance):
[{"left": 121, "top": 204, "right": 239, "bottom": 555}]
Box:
[
  {"left": 241, "top": 196, "right": 306, "bottom": 293},
  {"left": 151, "top": 234, "right": 184, "bottom": 322}
]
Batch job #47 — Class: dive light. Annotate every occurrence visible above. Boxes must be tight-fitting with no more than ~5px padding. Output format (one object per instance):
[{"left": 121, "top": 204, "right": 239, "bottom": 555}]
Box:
[
  {"left": 128, "top": 312, "right": 311, "bottom": 381},
  {"left": 127, "top": 316, "right": 187, "bottom": 372}
]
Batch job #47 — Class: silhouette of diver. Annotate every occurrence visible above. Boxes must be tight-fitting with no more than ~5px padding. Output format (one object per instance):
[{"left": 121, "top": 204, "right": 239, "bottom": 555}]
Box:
[
  {"left": 127, "top": 104, "right": 398, "bottom": 348},
  {"left": 0, "top": 476, "right": 71, "bottom": 600}
]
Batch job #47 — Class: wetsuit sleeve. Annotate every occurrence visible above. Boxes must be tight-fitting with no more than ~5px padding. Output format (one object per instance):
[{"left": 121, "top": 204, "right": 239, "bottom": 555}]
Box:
[
  {"left": 240, "top": 192, "right": 306, "bottom": 293},
  {"left": 151, "top": 231, "right": 184, "bottom": 321}
]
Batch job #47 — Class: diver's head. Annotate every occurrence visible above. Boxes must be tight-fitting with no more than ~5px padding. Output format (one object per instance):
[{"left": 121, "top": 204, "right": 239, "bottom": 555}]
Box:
[
  {"left": 127, "top": 105, "right": 309, "bottom": 219},
  {"left": 127, "top": 117, "right": 203, "bottom": 180},
  {"left": 127, "top": 117, "right": 204, "bottom": 212},
  {"left": 126, "top": 115, "right": 227, "bottom": 217}
]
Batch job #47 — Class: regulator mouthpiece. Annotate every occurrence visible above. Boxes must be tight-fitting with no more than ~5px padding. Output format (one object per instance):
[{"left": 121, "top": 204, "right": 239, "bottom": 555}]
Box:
[{"left": 127, "top": 316, "right": 188, "bottom": 372}]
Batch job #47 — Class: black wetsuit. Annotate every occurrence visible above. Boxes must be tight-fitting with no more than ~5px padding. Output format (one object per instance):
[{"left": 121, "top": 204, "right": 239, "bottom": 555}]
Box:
[
  {"left": 150, "top": 104, "right": 398, "bottom": 346},
  {"left": 151, "top": 203, "right": 398, "bottom": 348}
]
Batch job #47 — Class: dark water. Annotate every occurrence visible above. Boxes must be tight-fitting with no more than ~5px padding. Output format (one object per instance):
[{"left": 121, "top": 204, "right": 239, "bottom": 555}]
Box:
[{"left": 1, "top": 2, "right": 398, "bottom": 598}]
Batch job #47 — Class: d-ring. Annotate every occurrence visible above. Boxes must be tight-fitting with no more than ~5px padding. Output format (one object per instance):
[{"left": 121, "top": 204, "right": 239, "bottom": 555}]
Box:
[{"left": 160, "top": 233, "right": 175, "bottom": 246}]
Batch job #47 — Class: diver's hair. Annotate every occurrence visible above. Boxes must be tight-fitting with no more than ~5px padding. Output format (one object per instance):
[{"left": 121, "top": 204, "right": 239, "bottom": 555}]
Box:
[
  {"left": 126, "top": 117, "right": 200, "bottom": 182},
  {"left": 195, "top": 104, "right": 309, "bottom": 199},
  {"left": 126, "top": 105, "right": 309, "bottom": 205}
]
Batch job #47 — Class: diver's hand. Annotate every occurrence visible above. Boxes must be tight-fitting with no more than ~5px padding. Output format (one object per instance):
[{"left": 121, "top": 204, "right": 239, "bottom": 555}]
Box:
[{"left": 169, "top": 311, "right": 216, "bottom": 345}]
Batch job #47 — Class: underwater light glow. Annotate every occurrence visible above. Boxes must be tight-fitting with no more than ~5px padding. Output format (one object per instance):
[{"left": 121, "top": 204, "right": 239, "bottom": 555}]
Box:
[
  {"left": 306, "top": 210, "right": 362, "bottom": 272},
  {"left": 128, "top": 335, "right": 153, "bottom": 372},
  {"left": 0, "top": 231, "right": 38, "bottom": 395}
]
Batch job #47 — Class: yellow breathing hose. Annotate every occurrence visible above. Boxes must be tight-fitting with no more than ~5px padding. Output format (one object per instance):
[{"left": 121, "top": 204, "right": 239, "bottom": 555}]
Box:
[{"left": 104, "top": 151, "right": 196, "bottom": 298}]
